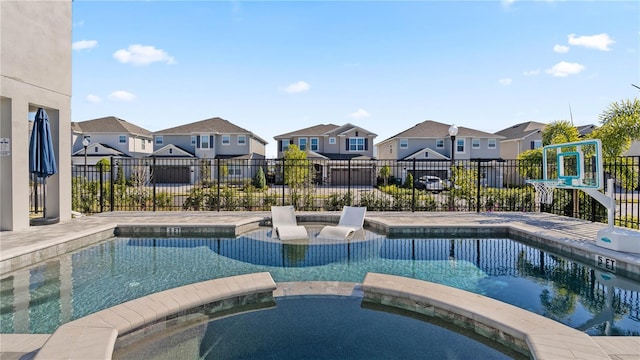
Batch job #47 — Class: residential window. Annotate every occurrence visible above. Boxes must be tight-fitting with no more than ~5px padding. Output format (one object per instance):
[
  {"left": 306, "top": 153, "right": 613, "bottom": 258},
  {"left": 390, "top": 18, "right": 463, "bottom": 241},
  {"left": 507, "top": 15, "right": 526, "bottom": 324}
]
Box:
[
  {"left": 141, "top": 139, "right": 145, "bottom": 150},
  {"left": 299, "top": 138, "right": 307, "bottom": 151},
  {"left": 531, "top": 140, "right": 542, "bottom": 149},
  {"left": 119, "top": 135, "right": 126, "bottom": 144},
  {"left": 329, "top": 137, "right": 336, "bottom": 144},
  {"left": 400, "top": 139, "right": 408, "bottom": 148},
  {"left": 238, "top": 135, "right": 246, "bottom": 145},
  {"left": 201, "top": 135, "right": 209, "bottom": 149},
  {"left": 222, "top": 135, "right": 230, "bottom": 145},
  {"left": 310, "top": 137, "right": 319, "bottom": 151},
  {"left": 191, "top": 136, "right": 197, "bottom": 145},
  {"left": 349, "top": 137, "right": 365, "bottom": 151},
  {"left": 472, "top": 139, "right": 480, "bottom": 149},
  {"left": 436, "top": 139, "right": 444, "bottom": 148},
  {"left": 228, "top": 165, "right": 242, "bottom": 176},
  {"left": 282, "top": 139, "right": 290, "bottom": 152},
  {"left": 456, "top": 139, "right": 465, "bottom": 153},
  {"left": 155, "top": 136, "right": 163, "bottom": 145},
  {"left": 488, "top": 139, "right": 497, "bottom": 149}
]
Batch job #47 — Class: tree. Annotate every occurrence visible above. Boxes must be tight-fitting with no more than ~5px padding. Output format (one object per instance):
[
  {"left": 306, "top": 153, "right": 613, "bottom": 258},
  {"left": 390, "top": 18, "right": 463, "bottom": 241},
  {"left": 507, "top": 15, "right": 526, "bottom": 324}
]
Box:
[
  {"left": 199, "top": 159, "right": 211, "bottom": 185},
  {"left": 379, "top": 165, "right": 391, "bottom": 186},
  {"left": 253, "top": 166, "right": 266, "bottom": 189},
  {"left": 587, "top": 98, "right": 640, "bottom": 191},
  {"left": 404, "top": 172, "right": 414, "bottom": 189},
  {"left": 96, "top": 158, "right": 110, "bottom": 171},
  {"left": 517, "top": 149, "right": 543, "bottom": 179},
  {"left": 588, "top": 98, "right": 640, "bottom": 158},
  {"left": 518, "top": 120, "right": 580, "bottom": 180},
  {"left": 283, "top": 145, "right": 310, "bottom": 205},
  {"left": 542, "top": 120, "right": 581, "bottom": 146}
]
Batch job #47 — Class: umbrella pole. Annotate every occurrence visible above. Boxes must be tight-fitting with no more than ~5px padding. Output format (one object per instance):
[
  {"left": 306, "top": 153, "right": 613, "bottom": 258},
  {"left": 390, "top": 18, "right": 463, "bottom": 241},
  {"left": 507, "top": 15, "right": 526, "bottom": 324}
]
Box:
[
  {"left": 42, "top": 177, "right": 47, "bottom": 217},
  {"left": 33, "top": 173, "right": 39, "bottom": 214}
]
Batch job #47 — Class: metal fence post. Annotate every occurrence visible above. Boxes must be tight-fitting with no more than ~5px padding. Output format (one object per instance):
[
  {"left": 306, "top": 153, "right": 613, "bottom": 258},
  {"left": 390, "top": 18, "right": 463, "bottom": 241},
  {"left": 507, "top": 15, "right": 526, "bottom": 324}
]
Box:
[
  {"left": 110, "top": 156, "right": 115, "bottom": 212},
  {"left": 99, "top": 164, "right": 104, "bottom": 212},
  {"left": 281, "top": 159, "right": 285, "bottom": 206},
  {"left": 152, "top": 156, "right": 157, "bottom": 212},
  {"left": 347, "top": 159, "right": 352, "bottom": 205},
  {"left": 476, "top": 160, "right": 481, "bottom": 212},
  {"left": 411, "top": 158, "right": 416, "bottom": 212},
  {"left": 216, "top": 158, "right": 221, "bottom": 212}
]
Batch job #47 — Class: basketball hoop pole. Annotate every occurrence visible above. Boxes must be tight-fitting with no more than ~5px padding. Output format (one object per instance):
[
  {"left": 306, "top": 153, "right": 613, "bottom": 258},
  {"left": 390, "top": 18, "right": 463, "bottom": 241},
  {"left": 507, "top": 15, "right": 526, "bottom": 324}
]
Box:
[{"left": 582, "top": 178, "right": 616, "bottom": 231}]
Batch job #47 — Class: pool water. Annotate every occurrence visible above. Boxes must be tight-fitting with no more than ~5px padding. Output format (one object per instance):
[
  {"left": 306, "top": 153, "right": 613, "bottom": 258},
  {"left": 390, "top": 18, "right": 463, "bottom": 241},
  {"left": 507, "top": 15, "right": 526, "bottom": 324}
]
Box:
[
  {"left": 113, "top": 296, "right": 525, "bottom": 360},
  {"left": 1, "top": 228, "right": 639, "bottom": 335}
]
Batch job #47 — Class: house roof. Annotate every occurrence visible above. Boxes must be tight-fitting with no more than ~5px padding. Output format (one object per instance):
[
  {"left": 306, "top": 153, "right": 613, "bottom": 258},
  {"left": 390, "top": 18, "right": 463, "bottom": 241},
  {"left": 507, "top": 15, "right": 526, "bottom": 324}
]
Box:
[
  {"left": 400, "top": 147, "right": 450, "bottom": 161},
  {"left": 150, "top": 144, "right": 195, "bottom": 158},
  {"left": 577, "top": 124, "right": 596, "bottom": 137},
  {"left": 379, "top": 120, "right": 503, "bottom": 145},
  {"left": 274, "top": 124, "right": 340, "bottom": 139},
  {"left": 154, "top": 117, "right": 268, "bottom": 144},
  {"left": 72, "top": 116, "right": 153, "bottom": 138},
  {"left": 215, "top": 153, "right": 261, "bottom": 160},
  {"left": 317, "top": 152, "right": 373, "bottom": 161},
  {"left": 494, "top": 121, "right": 546, "bottom": 140},
  {"left": 71, "top": 143, "right": 129, "bottom": 157},
  {"left": 328, "top": 123, "right": 378, "bottom": 137},
  {"left": 274, "top": 123, "right": 377, "bottom": 139}
]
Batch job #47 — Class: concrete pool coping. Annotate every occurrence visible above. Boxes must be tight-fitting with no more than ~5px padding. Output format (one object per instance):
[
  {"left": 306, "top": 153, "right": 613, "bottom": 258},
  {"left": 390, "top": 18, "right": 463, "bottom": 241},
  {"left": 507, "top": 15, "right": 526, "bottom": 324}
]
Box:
[
  {"left": 1, "top": 211, "right": 639, "bottom": 359},
  {"left": 4, "top": 275, "right": 636, "bottom": 360}
]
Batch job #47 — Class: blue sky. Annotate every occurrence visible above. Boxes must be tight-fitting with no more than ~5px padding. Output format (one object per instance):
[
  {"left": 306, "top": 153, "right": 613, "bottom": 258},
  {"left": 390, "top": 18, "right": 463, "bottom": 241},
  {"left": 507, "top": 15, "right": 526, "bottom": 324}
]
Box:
[{"left": 71, "top": 0, "right": 639, "bottom": 157}]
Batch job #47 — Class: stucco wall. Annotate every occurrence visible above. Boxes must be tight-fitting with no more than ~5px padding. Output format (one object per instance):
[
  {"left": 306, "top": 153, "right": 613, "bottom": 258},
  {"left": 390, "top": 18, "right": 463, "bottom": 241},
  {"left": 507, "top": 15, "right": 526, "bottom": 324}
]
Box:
[{"left": 0, "top": 0, "right": 72, "bottom": 230}]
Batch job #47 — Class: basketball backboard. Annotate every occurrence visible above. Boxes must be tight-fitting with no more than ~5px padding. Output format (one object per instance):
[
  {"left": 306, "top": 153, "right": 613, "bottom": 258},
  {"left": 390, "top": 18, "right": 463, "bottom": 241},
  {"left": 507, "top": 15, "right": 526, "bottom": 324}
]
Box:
[{"left": 542, "top": 139, "right": 603, "bottom": 190}]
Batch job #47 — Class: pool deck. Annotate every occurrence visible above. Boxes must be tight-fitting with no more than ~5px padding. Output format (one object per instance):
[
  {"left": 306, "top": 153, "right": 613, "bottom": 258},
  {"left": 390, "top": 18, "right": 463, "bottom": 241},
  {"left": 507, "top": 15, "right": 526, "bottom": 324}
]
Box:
[{"left": 1, "top": 211, "right": 639, "bottom": 359}]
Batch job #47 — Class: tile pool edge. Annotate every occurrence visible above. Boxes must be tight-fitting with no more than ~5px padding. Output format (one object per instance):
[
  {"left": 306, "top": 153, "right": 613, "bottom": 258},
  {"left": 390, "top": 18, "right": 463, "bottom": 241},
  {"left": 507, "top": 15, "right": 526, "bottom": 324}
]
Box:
[
  {"left": 33, "top": 272, "right": 277, "bottom": 360},
  {"left": 0, "top": 225, "right": 117, "bottom": 275},
  {"left": 0, "top": 220, "right": 266, "bottom": 275},
  {"left": 3, "top": 216, "right": 639, "bottom": 281},
  {"left": 362, "top": 273, "right": 611, "bottom": 360}
]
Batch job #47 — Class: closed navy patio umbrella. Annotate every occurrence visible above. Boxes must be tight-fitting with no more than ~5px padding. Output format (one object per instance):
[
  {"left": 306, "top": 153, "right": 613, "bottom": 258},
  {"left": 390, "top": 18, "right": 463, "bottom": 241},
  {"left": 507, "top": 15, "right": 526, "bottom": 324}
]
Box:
[{"left": 29, "top": 108, "right": 58, "bottom": 223}]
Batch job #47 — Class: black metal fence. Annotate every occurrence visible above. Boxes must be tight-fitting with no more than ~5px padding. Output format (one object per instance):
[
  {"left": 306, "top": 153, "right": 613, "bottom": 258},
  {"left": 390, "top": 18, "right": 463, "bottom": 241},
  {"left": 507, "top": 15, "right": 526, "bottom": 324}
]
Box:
[{"left": 65, "top": 156, "right": 639, "bottom": 229}]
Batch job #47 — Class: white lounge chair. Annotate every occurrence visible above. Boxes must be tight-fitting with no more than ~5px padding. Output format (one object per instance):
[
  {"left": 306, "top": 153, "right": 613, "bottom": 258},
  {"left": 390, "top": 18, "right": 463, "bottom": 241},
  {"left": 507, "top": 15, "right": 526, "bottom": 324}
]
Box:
[
  {"left": 317, "top": 206, "right": 366, "bottom": 240},
  {"left": 271, "top": 205, "right": 308, "bottom": 240}
]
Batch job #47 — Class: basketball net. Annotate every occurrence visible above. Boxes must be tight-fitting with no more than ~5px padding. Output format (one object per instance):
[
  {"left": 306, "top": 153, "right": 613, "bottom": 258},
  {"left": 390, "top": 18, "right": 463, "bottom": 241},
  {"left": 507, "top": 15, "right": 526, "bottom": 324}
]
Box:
[{"left": 527, "top": 180, "right": 562, "bottom": 206}]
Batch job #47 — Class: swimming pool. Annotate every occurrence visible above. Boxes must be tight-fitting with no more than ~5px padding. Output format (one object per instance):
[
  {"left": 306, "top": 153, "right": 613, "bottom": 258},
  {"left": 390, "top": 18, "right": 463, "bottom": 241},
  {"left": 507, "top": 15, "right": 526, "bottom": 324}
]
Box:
[
  {"left": 1, "top": 227, "right": 639, "bottom": 335},
  {"left": 112, "top": 296, "right": 524, "bottom": 360}
]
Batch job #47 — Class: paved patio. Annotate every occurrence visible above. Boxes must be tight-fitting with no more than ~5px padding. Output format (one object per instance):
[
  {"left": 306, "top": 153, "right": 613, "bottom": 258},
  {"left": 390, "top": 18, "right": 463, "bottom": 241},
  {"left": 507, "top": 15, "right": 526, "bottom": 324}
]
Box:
[{"left": 1, "top": 211, "right": 639, "bottom": 359}]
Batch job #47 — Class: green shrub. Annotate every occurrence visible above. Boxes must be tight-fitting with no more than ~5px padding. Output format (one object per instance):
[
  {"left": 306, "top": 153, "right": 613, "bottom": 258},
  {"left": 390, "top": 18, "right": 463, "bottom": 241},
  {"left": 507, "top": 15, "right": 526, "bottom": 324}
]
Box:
[{"left": 253, "top": 167, "right": 267, "bottom": 189}]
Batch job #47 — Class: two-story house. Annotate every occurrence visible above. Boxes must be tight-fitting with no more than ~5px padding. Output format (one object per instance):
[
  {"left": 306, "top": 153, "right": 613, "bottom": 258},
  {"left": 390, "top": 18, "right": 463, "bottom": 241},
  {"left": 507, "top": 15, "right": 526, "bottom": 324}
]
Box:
[
  {"left": 71, "top": 116, "right": 154, "bottom": 179},
  {"left": 274, "top": 123, "right": 377, "bottom": 186},
  {"left": 494, "top": 121, "right": 547, "bottom": 160},
  {"left": 152, "top": 117, "right": 268, "bottom": 184},
  {"left": 375, "top": 120, "right": 503, "bottom": 187}
]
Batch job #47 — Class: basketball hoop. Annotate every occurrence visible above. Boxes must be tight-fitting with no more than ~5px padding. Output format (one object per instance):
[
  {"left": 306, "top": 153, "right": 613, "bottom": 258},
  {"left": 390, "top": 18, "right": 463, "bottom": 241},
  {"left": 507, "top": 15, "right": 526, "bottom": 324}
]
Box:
[{"left": 527, "top": 179, "right": 562, "bottom": 205}]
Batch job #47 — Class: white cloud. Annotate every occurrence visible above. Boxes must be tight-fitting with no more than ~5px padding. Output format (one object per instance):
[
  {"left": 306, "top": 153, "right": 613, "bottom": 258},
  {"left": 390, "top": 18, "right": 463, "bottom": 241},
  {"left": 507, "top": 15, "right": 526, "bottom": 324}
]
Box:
[
  {"left": 113, "top": 44, "right": 176, "bottom": 66},
  {"left": 283, "top": 81, "right": 310, "bottom": 94},
  {"left": 85, "top": 94, "right": 101, "bottom": 103},
  {"left": 568, "top": 33, "right": 615, "bottom": 51},
  {"left": 553, "top": 44, "right": 570, "bottom": 53},
  {"left": 72, "top": 40, "right": 97, "bottom": 51},
  {"left": 501, "top": 0, "right": 516, "bottom": 7},
  {"left": 523, "top": 69, "right": 540, "bottom": 76},
  {"left": 499, "top": 78, "right": 512, "bottom": 86},
  {"left": 546, "top": 61, "right": 585, "bottom": 77},
  {"left": 350, "top": 109, "right": 371, "bottom": 119},
  {"left": 108, "top": 90, "right": 136, "bottom": 102}
]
